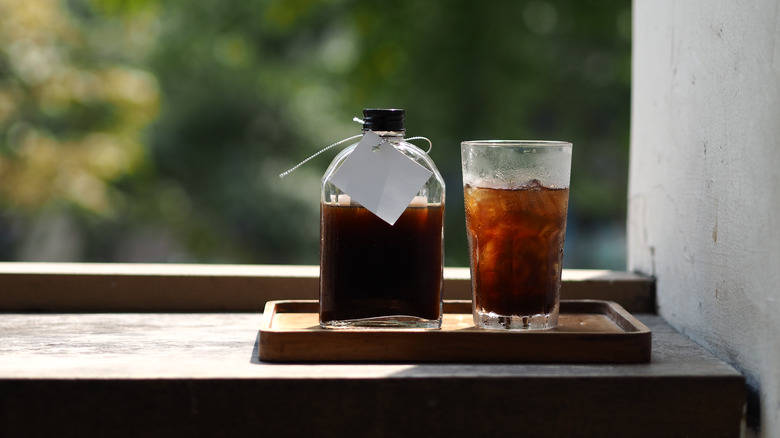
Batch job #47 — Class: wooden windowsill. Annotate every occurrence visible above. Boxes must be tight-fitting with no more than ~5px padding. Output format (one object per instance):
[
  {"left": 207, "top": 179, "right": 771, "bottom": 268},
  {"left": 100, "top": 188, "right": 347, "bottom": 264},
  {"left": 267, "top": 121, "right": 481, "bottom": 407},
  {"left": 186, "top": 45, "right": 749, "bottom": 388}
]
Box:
[
  {"left": 0, "top": 263, "right": 655, "bottom": 313},
  {"left": 0, "top": 263, "right": 743, "bottom": 437}
]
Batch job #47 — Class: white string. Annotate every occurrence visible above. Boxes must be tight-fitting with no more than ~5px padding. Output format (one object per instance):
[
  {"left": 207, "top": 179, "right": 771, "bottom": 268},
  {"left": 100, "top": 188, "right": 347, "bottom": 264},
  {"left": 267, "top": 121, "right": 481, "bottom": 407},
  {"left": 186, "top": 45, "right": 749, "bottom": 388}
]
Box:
[
  {"left": 404, "top": 136, "right": 433, "bottom": 154},
  {"left": 278, "top": 134, "right": 362, "bottom": 179},
  {"left": 278, "top": 117, "right": 434, "bottom": 178}
]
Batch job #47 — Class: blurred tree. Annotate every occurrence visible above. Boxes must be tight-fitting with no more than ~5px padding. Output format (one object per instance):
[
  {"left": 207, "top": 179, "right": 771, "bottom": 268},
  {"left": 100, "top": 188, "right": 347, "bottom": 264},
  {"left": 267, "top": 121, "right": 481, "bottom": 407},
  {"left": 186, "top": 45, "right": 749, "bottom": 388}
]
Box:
[
  {"left": 0, "top": 0, "right": 631, "bottom": 268},
  {"left": 0, "top": 0, "right": 159, "bottom": 260},
  {"left": 342, "top": 1, "right": 632, "bottom": 267}
]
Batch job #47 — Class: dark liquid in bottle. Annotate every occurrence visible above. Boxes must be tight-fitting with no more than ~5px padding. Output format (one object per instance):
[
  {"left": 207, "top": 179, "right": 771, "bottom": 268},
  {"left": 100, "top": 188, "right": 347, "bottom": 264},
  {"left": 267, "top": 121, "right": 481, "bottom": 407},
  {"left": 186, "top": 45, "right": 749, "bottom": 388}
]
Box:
[{"left": 319, "top": 203, "right": 443, "bottom": 324}]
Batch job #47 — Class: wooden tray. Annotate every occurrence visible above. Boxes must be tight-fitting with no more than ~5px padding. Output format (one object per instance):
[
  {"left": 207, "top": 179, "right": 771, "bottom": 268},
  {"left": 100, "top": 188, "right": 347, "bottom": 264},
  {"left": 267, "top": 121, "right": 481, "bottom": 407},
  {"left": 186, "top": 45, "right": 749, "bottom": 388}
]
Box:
[{"left": 258, "top": 300, "right": 651, "bottom": 363}]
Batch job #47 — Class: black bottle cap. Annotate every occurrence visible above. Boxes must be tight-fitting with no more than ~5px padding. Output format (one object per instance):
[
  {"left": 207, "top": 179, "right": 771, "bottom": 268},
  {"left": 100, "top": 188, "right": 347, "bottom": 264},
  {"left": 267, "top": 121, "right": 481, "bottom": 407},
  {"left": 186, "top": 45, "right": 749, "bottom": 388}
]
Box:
[{"left": 362, "top": 108, "right": 405, "bottom": 132}]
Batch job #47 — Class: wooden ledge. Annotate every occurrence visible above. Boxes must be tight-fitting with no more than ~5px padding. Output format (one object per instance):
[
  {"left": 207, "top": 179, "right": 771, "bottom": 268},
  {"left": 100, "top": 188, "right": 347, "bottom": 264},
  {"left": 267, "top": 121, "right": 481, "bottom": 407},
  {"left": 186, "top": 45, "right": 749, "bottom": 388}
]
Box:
[
  {"left": 0, "top": 312, "right": 742, "bottom": 437},
  {"left": 0, "top": 264, "right": 741, "bottom": 437},
  {"left": 0, "top": 263, "right": 655, "bottom": 313}
]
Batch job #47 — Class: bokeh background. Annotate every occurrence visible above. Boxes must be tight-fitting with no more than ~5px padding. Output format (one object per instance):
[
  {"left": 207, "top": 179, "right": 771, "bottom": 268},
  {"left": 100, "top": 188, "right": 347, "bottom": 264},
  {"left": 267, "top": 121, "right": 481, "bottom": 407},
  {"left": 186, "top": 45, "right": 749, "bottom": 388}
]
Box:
[{"left": 0, "top": 0, "right": 631, "bottom": 268}]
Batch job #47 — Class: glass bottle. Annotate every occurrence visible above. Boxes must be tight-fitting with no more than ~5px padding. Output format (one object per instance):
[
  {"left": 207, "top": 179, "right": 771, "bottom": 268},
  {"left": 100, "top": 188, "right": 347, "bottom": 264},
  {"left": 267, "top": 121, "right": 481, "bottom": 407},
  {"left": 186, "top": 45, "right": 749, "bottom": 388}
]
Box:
[{"left": 319, "top": 108, "right": 445, "bottom": 329}]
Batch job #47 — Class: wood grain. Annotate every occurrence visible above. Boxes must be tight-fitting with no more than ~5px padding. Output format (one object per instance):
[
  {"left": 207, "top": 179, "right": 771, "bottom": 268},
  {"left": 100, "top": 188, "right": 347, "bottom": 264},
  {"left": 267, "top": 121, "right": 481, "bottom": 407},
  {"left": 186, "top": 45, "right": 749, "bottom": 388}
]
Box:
[{"left": 0, "top": 312, "right": 743, "bottom": 438}]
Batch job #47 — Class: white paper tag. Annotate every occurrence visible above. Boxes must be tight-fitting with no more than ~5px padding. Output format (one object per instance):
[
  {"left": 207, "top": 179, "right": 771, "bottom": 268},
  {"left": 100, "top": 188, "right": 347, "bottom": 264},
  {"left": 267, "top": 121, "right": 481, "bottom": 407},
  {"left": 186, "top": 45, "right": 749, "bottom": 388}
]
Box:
[{"left": 329, "top": 131, "right": 434, "bottom": 225}]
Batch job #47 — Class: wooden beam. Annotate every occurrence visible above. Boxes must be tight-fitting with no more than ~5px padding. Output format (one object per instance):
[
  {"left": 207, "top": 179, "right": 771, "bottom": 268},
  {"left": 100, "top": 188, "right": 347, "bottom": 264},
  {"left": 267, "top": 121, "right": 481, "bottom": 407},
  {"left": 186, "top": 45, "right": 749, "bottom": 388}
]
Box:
[{"left": 0, "top": 263, "right": 654, "bottom": 313}]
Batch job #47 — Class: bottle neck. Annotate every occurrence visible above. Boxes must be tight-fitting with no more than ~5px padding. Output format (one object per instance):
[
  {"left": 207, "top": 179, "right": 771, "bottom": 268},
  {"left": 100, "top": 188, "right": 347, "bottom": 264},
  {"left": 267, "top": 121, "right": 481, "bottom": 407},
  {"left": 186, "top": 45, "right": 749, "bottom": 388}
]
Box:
[{"left": 365, "top": 130, "right": 405, "bottom": 143}]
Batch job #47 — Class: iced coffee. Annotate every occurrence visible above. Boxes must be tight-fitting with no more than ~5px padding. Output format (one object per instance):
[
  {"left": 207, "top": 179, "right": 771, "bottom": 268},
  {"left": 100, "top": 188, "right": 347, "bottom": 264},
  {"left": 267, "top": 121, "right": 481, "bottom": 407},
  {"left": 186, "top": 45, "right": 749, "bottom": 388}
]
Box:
[{"left": 461, "top": 141, "right": 572, "bottom": 330}]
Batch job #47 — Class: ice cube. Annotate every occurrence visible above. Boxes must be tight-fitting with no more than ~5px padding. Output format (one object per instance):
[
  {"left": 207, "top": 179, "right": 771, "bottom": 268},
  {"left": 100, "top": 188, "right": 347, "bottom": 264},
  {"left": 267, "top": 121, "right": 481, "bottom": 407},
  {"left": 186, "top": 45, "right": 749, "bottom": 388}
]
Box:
[{"left": 522, "top": 179, "right": 544, "bottom": 190}]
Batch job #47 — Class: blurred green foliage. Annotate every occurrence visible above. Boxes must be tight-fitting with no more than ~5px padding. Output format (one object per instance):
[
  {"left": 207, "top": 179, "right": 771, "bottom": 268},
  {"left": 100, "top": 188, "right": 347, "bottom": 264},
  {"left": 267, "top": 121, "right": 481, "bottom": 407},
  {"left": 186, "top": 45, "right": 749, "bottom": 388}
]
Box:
[{"left": 0, "top": 0, "right": 630, "bottom": 268}]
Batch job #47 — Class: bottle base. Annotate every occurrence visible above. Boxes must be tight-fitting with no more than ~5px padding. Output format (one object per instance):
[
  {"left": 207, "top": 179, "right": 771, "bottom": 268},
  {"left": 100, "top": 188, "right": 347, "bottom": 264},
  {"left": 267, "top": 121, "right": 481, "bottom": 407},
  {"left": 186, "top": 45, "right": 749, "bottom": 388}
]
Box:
[{"left": 320, "top": 315, "right": 442, "bottom": 330}]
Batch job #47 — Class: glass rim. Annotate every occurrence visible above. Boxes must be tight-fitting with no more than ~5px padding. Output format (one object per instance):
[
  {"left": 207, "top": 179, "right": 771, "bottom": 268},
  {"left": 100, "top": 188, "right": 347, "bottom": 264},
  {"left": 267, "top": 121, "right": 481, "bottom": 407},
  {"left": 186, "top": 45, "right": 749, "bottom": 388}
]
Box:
[{"left": 461, "top": 140, "right": 572, "bottom": 148}]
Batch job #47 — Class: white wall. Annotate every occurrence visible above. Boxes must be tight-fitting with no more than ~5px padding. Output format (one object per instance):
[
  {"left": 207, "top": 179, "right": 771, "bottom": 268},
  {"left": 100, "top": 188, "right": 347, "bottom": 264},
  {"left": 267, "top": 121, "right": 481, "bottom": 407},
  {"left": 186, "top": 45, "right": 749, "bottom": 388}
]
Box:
[{"left": 628, "top": 0, "right": 780, "bottom": 435}]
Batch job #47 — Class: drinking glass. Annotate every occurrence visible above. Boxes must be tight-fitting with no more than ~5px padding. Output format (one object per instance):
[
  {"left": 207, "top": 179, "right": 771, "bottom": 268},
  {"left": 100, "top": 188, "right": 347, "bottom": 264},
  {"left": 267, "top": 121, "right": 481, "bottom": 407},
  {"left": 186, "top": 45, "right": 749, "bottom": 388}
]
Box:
[{"left": 461, "top": 140, "right": 572, "bottom": 330}]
